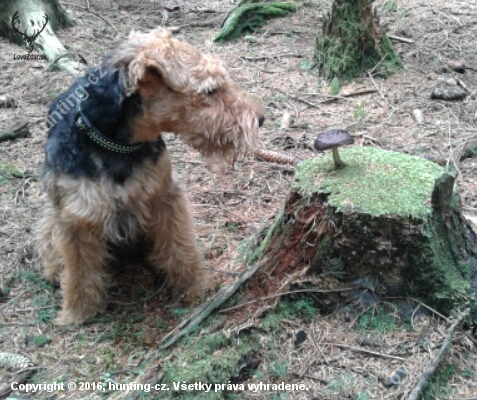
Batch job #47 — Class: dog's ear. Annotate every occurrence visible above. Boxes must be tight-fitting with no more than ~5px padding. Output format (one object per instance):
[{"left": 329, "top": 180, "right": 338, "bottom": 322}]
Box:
[
  {"left": 128, "top": 47, "right": 189, "bottom": 93},
  {"left": 188, "top": 54, "right": 227, "bottom": 94}
]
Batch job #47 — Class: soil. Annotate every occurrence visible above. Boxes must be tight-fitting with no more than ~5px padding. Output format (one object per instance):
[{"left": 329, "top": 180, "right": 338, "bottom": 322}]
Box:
[{"left": 1, "top": 0, "right": 477, "bottom": 399}]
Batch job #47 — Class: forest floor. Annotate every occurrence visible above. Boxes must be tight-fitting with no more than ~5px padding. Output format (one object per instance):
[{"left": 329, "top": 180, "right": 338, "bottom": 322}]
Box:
[{"left": 1, "top": 0, "right": 477, "bottom": 399}]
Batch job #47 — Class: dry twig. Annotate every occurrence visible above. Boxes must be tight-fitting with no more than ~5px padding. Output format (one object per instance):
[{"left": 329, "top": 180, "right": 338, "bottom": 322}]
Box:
[
  {"left": 322, "top": 343, "right": 406, "bottom": 361},
  {"left": 240, "top": 53, "right": 303, "bottom": 61},
  {"left": 388, "top": 34, "right": 415, "bottom": 44},
  {"left": 406, "top": 308, "right": 470, "bottom": 400}
]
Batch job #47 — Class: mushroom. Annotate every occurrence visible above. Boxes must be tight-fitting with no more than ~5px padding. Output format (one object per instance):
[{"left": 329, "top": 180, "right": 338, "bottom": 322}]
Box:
[{"left": 314, "top": 129, "right": 354, "bottom": 168}]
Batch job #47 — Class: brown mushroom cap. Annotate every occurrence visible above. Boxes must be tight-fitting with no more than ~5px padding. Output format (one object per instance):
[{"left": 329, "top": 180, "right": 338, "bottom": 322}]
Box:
[{"left": 314, "top": 129, "right": 354, "bottom": 150}]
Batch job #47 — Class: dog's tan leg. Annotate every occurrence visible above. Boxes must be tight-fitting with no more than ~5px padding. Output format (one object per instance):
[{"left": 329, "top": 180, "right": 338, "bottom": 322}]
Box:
[
  {"left": 36, "top": 203, "right": 62, "bottom": 281},
  {"left": 147, "top": 180, "right": 203, "bottom": 299},
  {"left": 55, "top": 226, "right": 107, "bottom": 325}
]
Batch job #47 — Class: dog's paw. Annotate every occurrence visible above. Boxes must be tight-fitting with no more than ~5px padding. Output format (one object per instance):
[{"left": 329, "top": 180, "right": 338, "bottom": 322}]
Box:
[{"left": 54, "top": 309, "right": 91, "bottom": 326}]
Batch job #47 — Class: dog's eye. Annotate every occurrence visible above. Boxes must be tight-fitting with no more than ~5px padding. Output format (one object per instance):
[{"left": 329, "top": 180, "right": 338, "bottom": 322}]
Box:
[{"left": 206, "top": 88, "right": 216, "bottom": 95}]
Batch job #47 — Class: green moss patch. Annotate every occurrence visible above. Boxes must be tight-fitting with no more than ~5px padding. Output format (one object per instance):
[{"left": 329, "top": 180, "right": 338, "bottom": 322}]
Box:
[
  {"left": 214, "top": 1, "right": 298, "bottom": 42},
  {"left": 161, "top": 331, "right": 254, "bottom": 399},
  {"left": 0, "top": 162, "right": 23, "bottom": 184},
  {"left": 293, "top": 147, "right": 443, "bottom": 218}
]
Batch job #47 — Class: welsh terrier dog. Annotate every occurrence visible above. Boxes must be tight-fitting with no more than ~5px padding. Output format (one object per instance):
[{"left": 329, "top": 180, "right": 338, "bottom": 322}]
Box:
[{"left": 36, "top": 28, "right": 264, "bottom": 325}]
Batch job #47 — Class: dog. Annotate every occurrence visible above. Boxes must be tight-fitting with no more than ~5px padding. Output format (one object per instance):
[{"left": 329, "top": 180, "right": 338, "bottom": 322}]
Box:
[{"left": 36, "top": 28, "right": 264, "bottom": 325}]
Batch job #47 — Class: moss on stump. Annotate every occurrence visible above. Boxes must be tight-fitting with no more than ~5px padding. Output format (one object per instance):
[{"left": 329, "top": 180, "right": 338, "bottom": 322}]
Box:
[
  {"left": 214, "top": 1, "right": 298, "bottom": 43},
  {"left": 314, "top": 0, "right": 402, "bottom": 79},
  {"left": 242, "top": 147, "right": 476, "bottom": 320}
]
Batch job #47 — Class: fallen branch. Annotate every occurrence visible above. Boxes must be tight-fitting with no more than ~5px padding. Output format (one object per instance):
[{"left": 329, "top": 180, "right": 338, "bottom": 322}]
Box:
[
  {"left": 265, "top": 85, "right": 377, "bottom": 107},
  {"left": 158, "top": 258, "right": 269, "bottom": 349},
  {"left": 0, "top": 122, "right": 29, "bottom": 142},
  {"left": 406, "top": 308, "right": 470, "bottom": 400},
  {"left": 240, "top": 53, "right": 304, "bottom": 61},
  {"left": 322, "top": 343, "right": 406, "bottom": 361}
]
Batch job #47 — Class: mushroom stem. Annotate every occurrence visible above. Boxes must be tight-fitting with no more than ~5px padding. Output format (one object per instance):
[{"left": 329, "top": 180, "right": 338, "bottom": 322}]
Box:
[{"left": 332, "top": 148, "right": 345, "bottom": 167}]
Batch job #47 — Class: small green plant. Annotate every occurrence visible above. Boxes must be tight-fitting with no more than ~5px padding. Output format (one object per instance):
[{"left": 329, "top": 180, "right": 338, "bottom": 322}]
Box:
[
  {"left": 100, "top": 372, "right": 114, "bottom": 387},
  {"left": 98, "top": 348, "right": 117, "bottom": 368},
  {"left": 298, "top": 59, "right": 310, "bottom": 70},
  {"left": 383, "top": 1, "right": 397, "bottom": 12},
  {"left": 356, "top": 392, "right": 370, "bottom": 400},
  {"left": 397, "top": 8, "right": 412, "bottom": 28},
  {"left": 75, "top": 333, "right": 86, "bottom": 348},
  {"left": 322, "top": 258, "right": 344, "bottom": 278},
  {"left": 461, "top": 368, "right": 473, "bottom": 378},
  {"left": 420, "top": 364, "right": 455, "bottom": 400},
  {"left": 11, "top": 270, "right": 57, "bottom": 323},
  {"left": 260, "top": 297, "right": 318, "bottom": 332},
  {"left": 356, "top": 306, "right": 396, "bottom": 333},
  {"left": 174, "top": 308, "right": 190, "bottom": 317},
  {"left": 353, "top": 103, "right": 366, "bottom": 120},
  {"left": 0, "top": 163, "right": 23, "bottom": 184},
  {"left": 329, "top": 77, "right": 340, "bottom": 95},
  {"left": 33, "top": 335, "right": 49, "bottom": 347},
  {"left": 269, "top": 93, "right": 286, "bottom": 103},
  {"left": 329, "top": 374, "right": 356, "bottom": 394},
  {"left": 160, "top": 332, "right": 254, "bottom": 399},
  {"left": 270, "top": 360, "right": 288, "bottom": 378}
]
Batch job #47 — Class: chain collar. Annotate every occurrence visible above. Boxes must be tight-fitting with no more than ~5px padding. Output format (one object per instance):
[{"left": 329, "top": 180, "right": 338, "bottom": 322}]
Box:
[{"left": 76, "top": 95, "right": 144, "bottom": 154}]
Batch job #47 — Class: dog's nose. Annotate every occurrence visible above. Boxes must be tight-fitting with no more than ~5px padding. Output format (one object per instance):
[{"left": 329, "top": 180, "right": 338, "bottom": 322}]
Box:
[{"left": 258, "top": 115, "right": 265, "bottom": 127}]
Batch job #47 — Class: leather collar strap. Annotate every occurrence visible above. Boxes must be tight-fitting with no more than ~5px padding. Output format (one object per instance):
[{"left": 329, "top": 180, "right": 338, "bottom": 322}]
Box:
[{"left": 76, "top": 95, "right": 144, "bottom": 154}]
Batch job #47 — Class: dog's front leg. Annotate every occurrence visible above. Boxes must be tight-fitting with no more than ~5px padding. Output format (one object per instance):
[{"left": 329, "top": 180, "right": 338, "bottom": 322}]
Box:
[
  {"left": 146, "top": 180, "right": 204, "bottom": 300},
  {"left": 55, "top": 225, "right": 108, "bottom": 325}
]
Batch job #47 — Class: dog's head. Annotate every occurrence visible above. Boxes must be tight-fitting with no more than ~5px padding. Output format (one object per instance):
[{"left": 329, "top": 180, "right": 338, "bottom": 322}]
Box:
[{"left": 107, "top": 28, "right": 264, "bottom": 164}]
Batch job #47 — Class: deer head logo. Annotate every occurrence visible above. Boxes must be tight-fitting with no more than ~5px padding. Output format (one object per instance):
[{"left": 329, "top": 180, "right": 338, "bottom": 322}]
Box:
[{"left": 11, "top": 11, "right": 49, "bottom": 54}]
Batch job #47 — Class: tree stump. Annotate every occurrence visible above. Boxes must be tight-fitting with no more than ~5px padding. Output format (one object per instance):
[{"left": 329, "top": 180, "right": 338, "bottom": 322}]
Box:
[
  {"left": 234, "top": 147, "right": 476, "bottom": 324},
  {"left": 0, "top": 0, "right": 85, "bottom": 76},
  {"left": 314, "top": 0, "right": 402, "bottom": 79},
  {"left": 0, "top": 0, "right": 74, "bottom": 47}
]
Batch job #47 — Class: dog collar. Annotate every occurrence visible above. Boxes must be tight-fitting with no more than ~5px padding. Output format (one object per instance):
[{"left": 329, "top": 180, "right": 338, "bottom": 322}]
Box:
[{"left": 76, "top": 96, "right": 144, "bottom": 154}]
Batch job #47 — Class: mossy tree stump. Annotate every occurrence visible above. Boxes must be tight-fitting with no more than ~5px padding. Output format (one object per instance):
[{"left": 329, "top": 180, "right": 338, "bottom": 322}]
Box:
[
  {"left": 0, "top": 0, "right": 74, "bottom": 48},
  {"left": 314, "top": 0, "right": 402, "bottom": 79},
  {"left": 214, "top": 0, "right": 298, "bottom": 43},
  {"left": 0, "top": 0, "right": 85, "bottom": 76},
  {"left": 234, "top": 147, "right": 476, "bottom": 323}
]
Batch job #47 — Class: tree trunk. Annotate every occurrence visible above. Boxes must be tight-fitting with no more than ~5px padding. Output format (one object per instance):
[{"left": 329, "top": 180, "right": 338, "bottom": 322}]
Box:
[
  {"left": 314, "top": 0, "right": 402, "bottom": 79},
  {"left": 0, "top": 0, "right": 86, "bottom": 76},
  {"left": 230, "top": 147, "right": 477, "bottom": 324}
]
